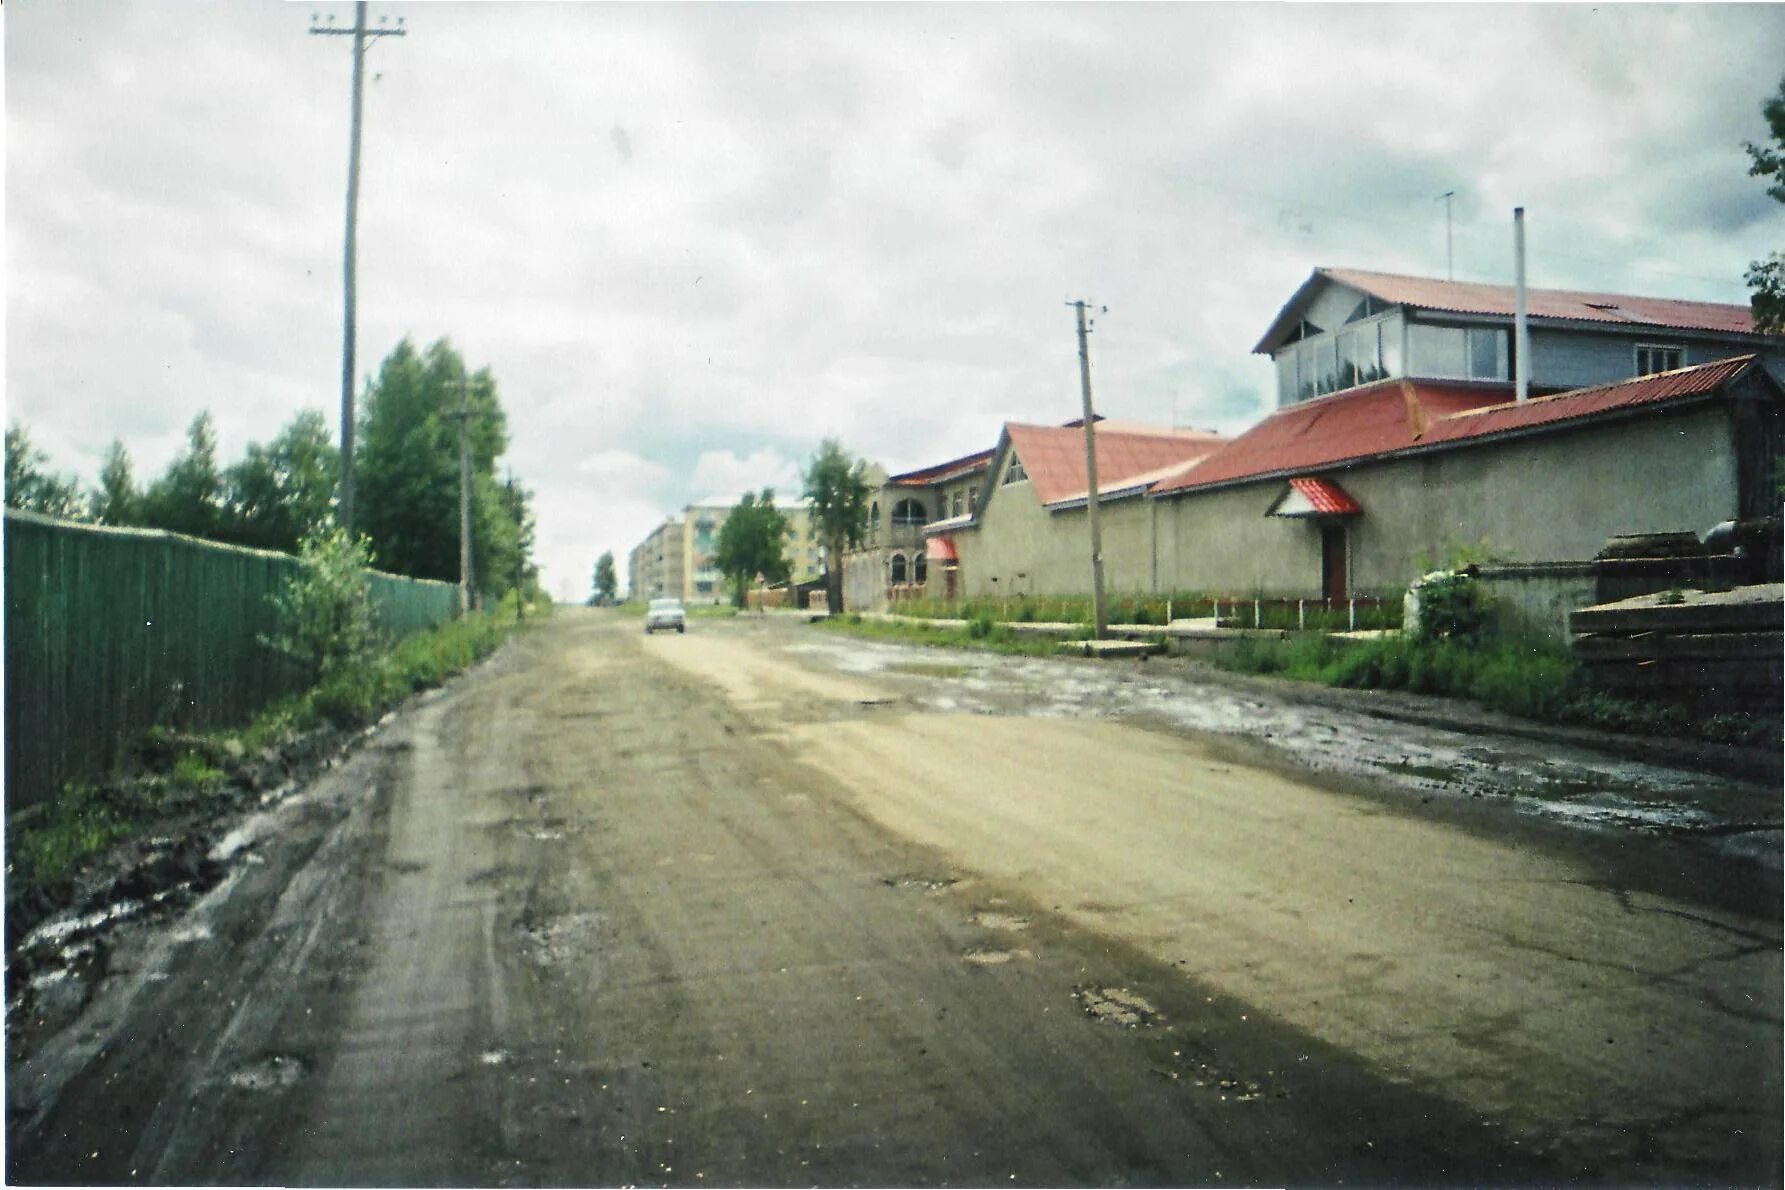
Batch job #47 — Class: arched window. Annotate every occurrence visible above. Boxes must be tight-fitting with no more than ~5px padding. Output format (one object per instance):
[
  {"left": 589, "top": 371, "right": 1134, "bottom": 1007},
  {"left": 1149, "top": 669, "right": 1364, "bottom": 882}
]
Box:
[
  {"left": 891, "top": 498, "right": 926, "bottom": 527},
  {"left": 870, "top": 501, "right": 880, "bottom": 530},
  {"left": 914, "top": 553, "right": 928, "bottom": 585},
  {"left": 890, "top": 553, "right": 907, "bottom": 584}
]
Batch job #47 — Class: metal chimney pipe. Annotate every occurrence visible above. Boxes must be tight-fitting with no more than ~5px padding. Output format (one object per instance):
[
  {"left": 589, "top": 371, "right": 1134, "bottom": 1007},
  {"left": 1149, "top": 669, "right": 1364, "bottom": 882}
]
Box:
[{"left": 1513, "top": 206, "right": 1529, "bottom": 402}]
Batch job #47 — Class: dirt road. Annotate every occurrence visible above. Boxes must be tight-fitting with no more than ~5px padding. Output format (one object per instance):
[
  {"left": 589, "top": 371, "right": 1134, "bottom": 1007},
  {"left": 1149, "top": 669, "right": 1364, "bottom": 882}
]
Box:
[{"left": 8, "top": 609, "right": 1779, "bottom": 1185}]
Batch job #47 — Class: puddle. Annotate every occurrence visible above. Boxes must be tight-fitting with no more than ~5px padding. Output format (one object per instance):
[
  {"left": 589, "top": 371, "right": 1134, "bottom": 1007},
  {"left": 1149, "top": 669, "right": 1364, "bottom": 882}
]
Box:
[
  {"left": 889, "top": 662, "right": 971, "bottom": 680},
  {"left": 479, "top": 1049, "right": 511, "bottom": 1066},
  {"left": 1073, "top": 985, "right": 1161, "bottom": 1027},
  {"left": 228, "top": 1053, "right": 306, "bottom": 1091},
  {"left": 962, "top": 948, "right": 1029, "bottom": 966},
  {"left": 972, "top": 911, "right": 1030, "bottom": 931},
  {"left": 796, "top": 633, "right": 1773, "bottom": 862}
]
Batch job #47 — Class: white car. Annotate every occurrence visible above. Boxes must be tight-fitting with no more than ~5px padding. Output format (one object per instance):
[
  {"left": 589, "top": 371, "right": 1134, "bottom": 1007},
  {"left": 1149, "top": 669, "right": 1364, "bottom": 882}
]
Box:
[{"left": 644, "top": 598, "right": 686, "bottom": 634}]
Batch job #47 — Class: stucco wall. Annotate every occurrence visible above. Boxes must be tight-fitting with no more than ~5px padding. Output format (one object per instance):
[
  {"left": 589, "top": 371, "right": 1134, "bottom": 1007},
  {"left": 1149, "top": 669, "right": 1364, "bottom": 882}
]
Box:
[
  {"left": 958, "top": 479, "right": 1158, "bottom": 599},
  {"left": 1155, "top": 403, "right": 1739, "bottom": 598}
]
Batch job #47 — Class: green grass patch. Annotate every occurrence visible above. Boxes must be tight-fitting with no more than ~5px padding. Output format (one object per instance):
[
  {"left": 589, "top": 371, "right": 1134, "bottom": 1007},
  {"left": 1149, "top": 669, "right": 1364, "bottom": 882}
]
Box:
[
  {"left": 1209, "top": 630, "right": 1776, "bottom": 747},
  {"left": 891, "top": 591, "right": 1402, "bottom": 631}
]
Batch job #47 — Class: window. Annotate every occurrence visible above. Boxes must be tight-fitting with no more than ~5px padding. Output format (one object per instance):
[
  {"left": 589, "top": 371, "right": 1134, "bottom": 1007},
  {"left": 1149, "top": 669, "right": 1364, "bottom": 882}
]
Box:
[
  {"left": 951, "top": 491, "right": 964, "bottom": 518},
  {"left": 889, "top": 553, "right": 907, "bottom": 584},
  {"left": 870, "top": 502, "right": 880, "bottom": 532},
  {"left": 1407, "top": 323, "right": 1507, "bottom": 382},
  {"left": 891, "top": 498, "right": 926, "bottom": 527},
  {"left": 914, "top": 553, "right": 927, "bottom": 584},
  {"left": 968, "top": 488, "right": 978, "bottom": 514},
  {"left": 1636, "top": 343, "right": 1683, "bottom": 376},
  {"left": 1004, "top": 456, "right": 1028, "bottom": 485}
]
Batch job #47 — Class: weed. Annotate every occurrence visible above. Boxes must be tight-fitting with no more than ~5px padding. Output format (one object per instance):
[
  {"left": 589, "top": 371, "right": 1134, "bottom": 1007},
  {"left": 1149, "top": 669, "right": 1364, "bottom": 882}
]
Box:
[{"left": 170, "top": 752, "right": 223, "bottom": 791}]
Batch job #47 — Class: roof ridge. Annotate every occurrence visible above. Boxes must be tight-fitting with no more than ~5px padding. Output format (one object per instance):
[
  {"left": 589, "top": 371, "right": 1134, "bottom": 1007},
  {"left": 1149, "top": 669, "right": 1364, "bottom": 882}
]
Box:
[
  {"left": 1322, "top": 266, "right": 1754, "bottom": 312},
  {"left": 1437, "top": 354, "right": 1754, "bottom": 422}
]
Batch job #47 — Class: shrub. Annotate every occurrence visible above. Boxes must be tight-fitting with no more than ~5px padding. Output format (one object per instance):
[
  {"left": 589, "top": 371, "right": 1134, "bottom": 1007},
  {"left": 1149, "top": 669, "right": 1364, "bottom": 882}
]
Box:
[
  {"left": 1406, "top": 570, "right": 1495, "bottom": 643},
  {"left": 262, "top": 522, "right": 382, "bottom": 681}
]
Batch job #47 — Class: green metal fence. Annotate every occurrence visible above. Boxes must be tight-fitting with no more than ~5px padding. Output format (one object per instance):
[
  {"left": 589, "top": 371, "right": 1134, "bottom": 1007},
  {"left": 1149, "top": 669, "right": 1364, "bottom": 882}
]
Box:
[{"left": 4, "top": 510, "right": 456, "bottom": 813}]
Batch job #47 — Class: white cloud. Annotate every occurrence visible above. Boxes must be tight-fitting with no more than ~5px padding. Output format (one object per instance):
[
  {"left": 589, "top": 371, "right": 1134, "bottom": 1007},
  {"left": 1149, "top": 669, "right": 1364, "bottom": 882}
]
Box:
[
  {"left": 688, "top": 448, "right": 804, "bottom": 507},
  {"left": 8, "top": 2, "right": 1783, "bottom": 600}
]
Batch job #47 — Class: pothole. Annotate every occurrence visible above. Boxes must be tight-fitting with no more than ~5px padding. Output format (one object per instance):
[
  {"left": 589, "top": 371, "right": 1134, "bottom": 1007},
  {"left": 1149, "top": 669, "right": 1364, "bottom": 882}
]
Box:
[
  {"left": 881, "top": 874, "right": 958, "bottom": 894},
  {"left": 1073, "top": 985, "right": 1161, "bottom": 1027},
  {"left": 971, "top": 911, "right": 1030, "bottom": 931},
  {"left": 227, "top": 1053, "right": 306, "bottom": 1091},
  {"left": 514, "top": 912, "right": 599, "bottom": 967}
]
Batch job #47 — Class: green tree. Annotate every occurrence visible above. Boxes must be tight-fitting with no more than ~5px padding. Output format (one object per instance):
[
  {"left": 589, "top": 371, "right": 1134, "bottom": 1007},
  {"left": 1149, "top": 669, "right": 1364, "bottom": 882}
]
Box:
[
  {"left": 224, "top": 410, "right": 340, "bottom": 553},
  {"left": 5, "top": 421, "right": 86, "bottom": 518},
  {"left": 93, "top": 439, "right": 141, "bottom": 525},
  {"left": 802, "top": 439, "right": 872, "bottom": 614},
  {"left": 714, "top": 489, "right": 790, "bottom": 607},
  {"left": 591, "top": 550, "right": 617, "bottom": 605},
  {"left": 1745, "top": 74, "right": 1785, "bottom": 334},
  {"left": 141, "top": 412, "right": 225, "bottom": 539},
  {"left": 355, "top": 338, "right": 520, "bottom": 595}
]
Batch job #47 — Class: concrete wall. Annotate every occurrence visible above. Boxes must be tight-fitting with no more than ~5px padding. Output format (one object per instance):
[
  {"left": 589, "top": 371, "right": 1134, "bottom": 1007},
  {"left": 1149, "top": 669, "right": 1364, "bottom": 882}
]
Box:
[
  {"left": 1473, "top": 561, "right": 1599, "bottom": 641},
  {"left": 1155, "top": 403, "right": 1739, "bottom": 599}
]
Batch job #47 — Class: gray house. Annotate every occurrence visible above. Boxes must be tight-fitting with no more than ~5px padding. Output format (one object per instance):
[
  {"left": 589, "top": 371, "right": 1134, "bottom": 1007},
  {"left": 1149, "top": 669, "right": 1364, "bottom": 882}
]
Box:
[{"left": 1256, "top": 267, "right": 1782, "bottom": 407}]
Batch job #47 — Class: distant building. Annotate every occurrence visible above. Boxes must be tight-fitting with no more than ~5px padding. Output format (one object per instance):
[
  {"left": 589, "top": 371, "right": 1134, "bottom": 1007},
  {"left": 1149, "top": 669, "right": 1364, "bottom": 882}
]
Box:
[
  {"left": 628, "top": 519, "right": 684, "bottom": 602},
  {"left": 629, "top": 496, "right": 822, "bottom": 605},
  {"left": 842, "top": 453, "right": 996, "bottom": 610}
]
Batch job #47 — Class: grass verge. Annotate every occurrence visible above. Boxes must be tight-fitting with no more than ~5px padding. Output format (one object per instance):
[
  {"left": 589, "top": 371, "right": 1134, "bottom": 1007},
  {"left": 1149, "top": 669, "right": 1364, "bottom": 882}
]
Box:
[
  {"left": 1208, "top": 631, "right": 1778, "bottom": 748},
  {"left": 814, "top": 611, "right": 1081, "bottom": 657}
]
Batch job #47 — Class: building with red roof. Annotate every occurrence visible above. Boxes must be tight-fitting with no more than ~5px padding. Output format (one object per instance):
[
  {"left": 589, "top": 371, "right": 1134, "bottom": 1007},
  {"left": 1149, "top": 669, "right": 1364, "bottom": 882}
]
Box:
[
  {"left": 926, "top": 420, "right": 1227, "bottom": 602},
  {"left": 1150, "top": 357, "right": 1782, "bottom": 607}
]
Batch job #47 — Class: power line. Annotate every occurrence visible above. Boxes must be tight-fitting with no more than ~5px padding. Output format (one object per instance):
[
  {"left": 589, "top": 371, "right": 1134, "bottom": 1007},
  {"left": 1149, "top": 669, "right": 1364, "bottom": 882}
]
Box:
[{"left": 309, "top": 2, "right": 406, "bottom": 542}]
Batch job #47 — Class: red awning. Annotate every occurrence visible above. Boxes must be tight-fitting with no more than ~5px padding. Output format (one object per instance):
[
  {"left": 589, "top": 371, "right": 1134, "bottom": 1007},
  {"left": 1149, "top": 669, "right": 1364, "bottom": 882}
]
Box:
[
  {"left": 925, "top": 536, "right": 959, "bottom": 561},
  {"left": 1270, "top": 476, "right": 1362, "bottom": 518}
]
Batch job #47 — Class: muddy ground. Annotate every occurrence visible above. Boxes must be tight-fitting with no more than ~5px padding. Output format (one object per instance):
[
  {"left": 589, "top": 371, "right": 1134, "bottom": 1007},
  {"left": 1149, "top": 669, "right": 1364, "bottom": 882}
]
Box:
[{"left": 7, "top": 608, "right": 1780, "bottom": 1185}]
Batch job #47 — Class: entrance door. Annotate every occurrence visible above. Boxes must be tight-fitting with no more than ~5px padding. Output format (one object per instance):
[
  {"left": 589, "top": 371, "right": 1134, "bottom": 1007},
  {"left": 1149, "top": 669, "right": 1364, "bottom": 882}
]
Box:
[{"left": 1321, "top": 523, "right": 1348, "bottom": 604}]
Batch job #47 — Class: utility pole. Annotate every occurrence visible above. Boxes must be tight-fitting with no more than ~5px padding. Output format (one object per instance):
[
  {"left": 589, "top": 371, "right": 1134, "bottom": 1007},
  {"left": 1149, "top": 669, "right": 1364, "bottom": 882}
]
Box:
[
  {"left": 1069, "top": 299, "right": 1107, "bottom": 640},
  {"left": 1438, "top": 190, "right": 1455, "bottom": 280},
  {"left": 310, "top": 2, "right": 405, "bottom": 540},
  {"left": 507, "top": 471, "right": 525, "bottom": 621},
  {"left": 457, "top": 374, "right": 474, "bottom": 615}
]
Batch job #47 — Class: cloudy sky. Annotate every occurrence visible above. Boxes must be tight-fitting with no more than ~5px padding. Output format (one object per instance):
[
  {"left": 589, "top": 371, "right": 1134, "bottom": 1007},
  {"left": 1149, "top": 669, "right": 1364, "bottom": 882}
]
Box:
[{"left": 9, "top": 2, "right": 1783, "bottom": 600}]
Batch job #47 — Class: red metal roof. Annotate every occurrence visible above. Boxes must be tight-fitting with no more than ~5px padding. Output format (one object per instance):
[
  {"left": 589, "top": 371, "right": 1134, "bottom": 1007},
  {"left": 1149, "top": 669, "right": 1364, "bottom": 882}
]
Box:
[
  {"left": 1155, "top": 357, "right": 1763, "bottom": 498},
  {"left": 1005, "top": 422, "right": 1229, "bottom": 506},
  {"left": 889, "top": 448, "right": 994, "bottom": 487},
  {"left": 1152, "top": 379, "right": 1506, "bottom": 494},
  {"left": 1417, "top": 354, "right": 1758, "bottom": 447},
  {"left": 1285, "top": 476, "right": 1361, "bottom": 516},
  {"left": 925, "top": 536, "right": 959, "bottom": 561},
  {"left": 1255, "top": 266, "right": 1765, "bottom": 353}
]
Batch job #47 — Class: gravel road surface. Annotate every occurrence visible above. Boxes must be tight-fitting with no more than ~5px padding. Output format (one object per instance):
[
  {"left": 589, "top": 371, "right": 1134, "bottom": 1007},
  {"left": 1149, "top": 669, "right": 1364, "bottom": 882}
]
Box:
[{"left": 8, "top": 608, "right": 1779, "bottom": 1185}]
